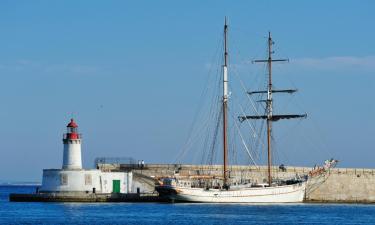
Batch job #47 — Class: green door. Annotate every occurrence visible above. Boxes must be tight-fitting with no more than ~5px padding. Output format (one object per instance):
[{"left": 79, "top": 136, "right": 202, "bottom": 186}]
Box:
[{"left": 112, "top": 180, "right": 120, "bottom": 193}]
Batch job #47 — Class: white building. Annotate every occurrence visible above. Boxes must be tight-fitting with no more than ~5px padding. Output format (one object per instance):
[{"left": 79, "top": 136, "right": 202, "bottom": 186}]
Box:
[{"left": 39, "top": 119, "right": 132, "bottom": 194}]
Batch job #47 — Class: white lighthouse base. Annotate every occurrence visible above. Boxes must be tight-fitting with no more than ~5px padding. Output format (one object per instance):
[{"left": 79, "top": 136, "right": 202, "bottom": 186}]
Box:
[{"left": 39, "top": 169, "right": 132, "bottom": 194}]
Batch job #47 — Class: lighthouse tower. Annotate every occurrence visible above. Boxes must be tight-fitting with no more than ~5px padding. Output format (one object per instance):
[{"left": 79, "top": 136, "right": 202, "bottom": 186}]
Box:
[{"left": 62, "top": 119, "right": 82, "bottom": 170}]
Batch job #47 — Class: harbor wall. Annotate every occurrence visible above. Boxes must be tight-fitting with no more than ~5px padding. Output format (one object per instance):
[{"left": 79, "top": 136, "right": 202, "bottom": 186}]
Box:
[
  {"left": 306, "top": 168, "right": 375, "bottom": 203},
  {"left": 99, "top": 163, "right": 375, "bottom": 203}
]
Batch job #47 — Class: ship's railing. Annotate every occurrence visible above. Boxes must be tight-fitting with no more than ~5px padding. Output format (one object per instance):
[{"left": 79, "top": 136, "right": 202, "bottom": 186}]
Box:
[
  {"left": 63, "top": 133, "right": 82, "bottom": 139},
  {"left": 95, "top": 157, "right": 137, "bottom": 169}
]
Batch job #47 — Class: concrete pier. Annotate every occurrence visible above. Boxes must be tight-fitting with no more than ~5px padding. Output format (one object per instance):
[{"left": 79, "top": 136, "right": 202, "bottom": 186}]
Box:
[
  {"left": 10, "top": 164, "right": 375, "bottom": 203},
  {"left": 9, "top": 192, "right": 166, "bottom": 202}
]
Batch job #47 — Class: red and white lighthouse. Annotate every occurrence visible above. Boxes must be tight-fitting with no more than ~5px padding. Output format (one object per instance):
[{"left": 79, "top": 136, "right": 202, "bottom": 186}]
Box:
[{"left": 62, "top": 119, "right": 82, "bottom": 169}]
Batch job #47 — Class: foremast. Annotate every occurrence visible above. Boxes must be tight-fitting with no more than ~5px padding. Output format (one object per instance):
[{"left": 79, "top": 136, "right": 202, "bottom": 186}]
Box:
[
  {"left": 222, "top": 18, "right": 229, "bottom": 188},
  {"left": 240, "top": 32, "right": 307, "bottom": 186}
]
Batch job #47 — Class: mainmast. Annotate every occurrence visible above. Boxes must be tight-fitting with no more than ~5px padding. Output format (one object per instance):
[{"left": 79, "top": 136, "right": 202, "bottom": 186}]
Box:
[
  {"left": 266, "top": 32, "right": 273, "bottom": 187},
  {"left": 239, "top": 32, "right": 307, "bottom": 187},
  {"left": 222, "top": 17, "right": 229, "bottom": 187}
]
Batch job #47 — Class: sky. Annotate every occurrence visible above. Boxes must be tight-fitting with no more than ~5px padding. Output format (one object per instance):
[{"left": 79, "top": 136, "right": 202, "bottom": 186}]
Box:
[{"left": 0, "top": 0, "right": 374, "bottom": 182}]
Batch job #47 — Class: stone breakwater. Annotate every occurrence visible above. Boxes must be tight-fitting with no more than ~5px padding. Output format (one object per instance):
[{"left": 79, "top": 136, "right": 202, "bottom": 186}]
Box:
[{"left": 99, "top": 163, "right": 375, "bottom": 203}]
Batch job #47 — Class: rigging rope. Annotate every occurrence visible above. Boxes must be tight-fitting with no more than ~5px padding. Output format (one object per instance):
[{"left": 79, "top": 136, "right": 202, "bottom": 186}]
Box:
[{"left": 231, "top": 111, "right": 259, "bottom": 167}]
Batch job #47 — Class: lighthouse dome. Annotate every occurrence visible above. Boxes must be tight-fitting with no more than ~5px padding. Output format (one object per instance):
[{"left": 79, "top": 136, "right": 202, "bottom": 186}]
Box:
[{"left": 67, "top": 119, "right": 78, "bottom": 128}]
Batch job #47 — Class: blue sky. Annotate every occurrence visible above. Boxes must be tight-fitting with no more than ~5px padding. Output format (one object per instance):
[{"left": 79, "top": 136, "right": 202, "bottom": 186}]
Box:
[{"left": 0, "top": 1, "right": 374, "bottom": 182}]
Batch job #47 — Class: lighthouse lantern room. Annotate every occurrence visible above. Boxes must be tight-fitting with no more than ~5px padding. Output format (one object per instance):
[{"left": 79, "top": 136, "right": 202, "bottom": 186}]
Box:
[{"left": 62, "top": 119, "right": 82, "bottom": 170}]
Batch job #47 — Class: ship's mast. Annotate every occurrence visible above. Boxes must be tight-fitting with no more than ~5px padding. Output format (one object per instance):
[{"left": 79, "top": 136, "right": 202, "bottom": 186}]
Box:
[
  {"left": 223, "top": 17, "right": 229, "bottom": 187},
  {"left": 266, "top": 32, "right": 273, "bottom": 186},
  {"left": 239, "top": 32, "right": 307, "bottom": 187}
]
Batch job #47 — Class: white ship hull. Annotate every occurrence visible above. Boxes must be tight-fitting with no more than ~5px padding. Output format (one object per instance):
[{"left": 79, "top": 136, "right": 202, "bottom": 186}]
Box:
[{"left": 157, "top": 182, "right": 306, "bottom": 203}]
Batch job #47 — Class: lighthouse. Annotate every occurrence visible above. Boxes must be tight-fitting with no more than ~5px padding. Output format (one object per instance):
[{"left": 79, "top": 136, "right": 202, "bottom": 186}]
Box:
[
  {"left": 38, "top": 118, "right": 132, "bottom": 195},
  {"left": 62, "top": 119, "right": 82, "bottom": 169}
]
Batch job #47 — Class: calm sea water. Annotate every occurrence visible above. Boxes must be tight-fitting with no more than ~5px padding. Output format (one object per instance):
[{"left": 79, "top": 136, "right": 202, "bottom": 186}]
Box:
[{"left": 1, "top": 185, "right": 375, "bottom": 224}]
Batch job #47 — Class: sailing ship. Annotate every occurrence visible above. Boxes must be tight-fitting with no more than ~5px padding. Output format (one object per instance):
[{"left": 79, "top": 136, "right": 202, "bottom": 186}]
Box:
[{"left": 156, "top": 19, "right": 331, "bottom": 203}]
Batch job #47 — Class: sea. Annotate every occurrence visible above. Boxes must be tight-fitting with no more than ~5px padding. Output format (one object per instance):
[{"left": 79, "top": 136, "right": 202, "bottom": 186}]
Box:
[{"left": 1, "top": 185, "right": 375, "bottom": 225}]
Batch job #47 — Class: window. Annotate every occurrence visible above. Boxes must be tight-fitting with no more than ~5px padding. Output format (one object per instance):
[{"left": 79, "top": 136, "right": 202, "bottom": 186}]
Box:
[
  {"left": 85, "top": 174, "right": 92, "bottom": 185},
  {"left": 60, "top": 174, "right": 68, "bottom": 185}
]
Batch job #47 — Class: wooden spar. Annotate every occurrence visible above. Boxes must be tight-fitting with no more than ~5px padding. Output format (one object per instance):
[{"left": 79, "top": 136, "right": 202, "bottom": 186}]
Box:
[
  {"left": 223, "top": 17, "right": 229, "bottom": 187},
  {"left": 267, "top": 32, "right": 273, "bottom": 186},
  {"left": 240, "top": 32, "right": 293, "bottom": 186}
]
